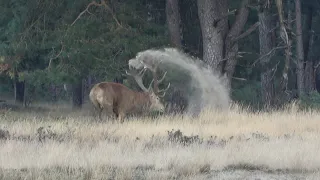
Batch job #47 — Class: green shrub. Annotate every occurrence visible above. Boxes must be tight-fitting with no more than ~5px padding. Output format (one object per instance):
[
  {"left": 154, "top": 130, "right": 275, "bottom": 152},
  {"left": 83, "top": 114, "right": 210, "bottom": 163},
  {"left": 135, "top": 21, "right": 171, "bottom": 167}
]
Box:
[{"left": 298, "top": 91, "right": 320, "bottom": 110}]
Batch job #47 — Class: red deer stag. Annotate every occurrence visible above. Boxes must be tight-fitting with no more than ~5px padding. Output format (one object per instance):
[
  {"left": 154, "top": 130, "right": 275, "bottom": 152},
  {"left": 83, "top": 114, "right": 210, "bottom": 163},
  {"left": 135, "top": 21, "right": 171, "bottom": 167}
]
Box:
[{"left": 89, "top": 64, "right": 170, "bottom": 123}]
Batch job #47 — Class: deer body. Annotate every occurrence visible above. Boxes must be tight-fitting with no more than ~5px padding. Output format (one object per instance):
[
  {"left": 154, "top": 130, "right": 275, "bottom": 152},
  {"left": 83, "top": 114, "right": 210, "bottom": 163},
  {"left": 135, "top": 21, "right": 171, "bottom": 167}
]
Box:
[
  {"left": 90, "top": 57, "right": 170, "bottom": 123},
  {"left": 89, "top": 82, "right": 164, "bottom": 122}
]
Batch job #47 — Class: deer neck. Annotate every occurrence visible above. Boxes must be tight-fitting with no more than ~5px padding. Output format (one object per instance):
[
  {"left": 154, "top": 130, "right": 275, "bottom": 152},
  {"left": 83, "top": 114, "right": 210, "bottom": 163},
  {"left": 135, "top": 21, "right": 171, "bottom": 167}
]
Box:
[{"left": 132, "top": 92, "right": 151, "bottom": 109}]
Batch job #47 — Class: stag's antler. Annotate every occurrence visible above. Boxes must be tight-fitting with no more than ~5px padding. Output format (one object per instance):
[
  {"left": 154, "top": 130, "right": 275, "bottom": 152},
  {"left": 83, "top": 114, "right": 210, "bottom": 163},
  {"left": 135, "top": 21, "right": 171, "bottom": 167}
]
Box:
[
  {"left": 151, "top": 70, "right": 170, "bottom": 97},
  {"left": 127, "top": 56, "right": 170, "bottom": 96},
  {"left": 140, "top": 59, "right": 170, "bottom": 97},
  {"left": 126, "top": 67, "right": 153, "bottom": 92}
]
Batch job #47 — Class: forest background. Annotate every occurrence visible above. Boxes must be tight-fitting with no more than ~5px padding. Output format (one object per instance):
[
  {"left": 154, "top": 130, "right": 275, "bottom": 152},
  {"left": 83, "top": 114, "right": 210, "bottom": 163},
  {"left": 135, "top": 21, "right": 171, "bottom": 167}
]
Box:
[{"left": 1, "top": 0, "right": 320, "bottom": 112}]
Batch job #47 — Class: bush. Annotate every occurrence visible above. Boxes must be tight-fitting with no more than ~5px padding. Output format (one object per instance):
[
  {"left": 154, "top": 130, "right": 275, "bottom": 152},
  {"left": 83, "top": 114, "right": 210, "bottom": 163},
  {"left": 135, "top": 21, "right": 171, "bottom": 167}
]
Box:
[
  {"left": 298, "top": 91, "right": 320, "bottom": 110},
  {"left": 231, "top": 80, "right": 262, "bottom": 110}
]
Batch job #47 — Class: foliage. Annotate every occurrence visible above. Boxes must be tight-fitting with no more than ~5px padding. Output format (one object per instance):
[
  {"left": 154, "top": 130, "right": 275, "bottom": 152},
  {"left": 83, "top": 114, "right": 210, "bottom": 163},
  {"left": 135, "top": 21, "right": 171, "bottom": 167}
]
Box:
[
  {"left": 0, "top": 75, "right": 12, "bottom": 95},
  {"left": 0, "top": 0, "right": 170, "bottom": 98},
  {"left": 231, "top": 80, "right": 262, "bottom": 108},
  {"left": 1, "top": 0, "right": 320, "bottom": 110},
  {"left": 299, "top": 91, "right": 320, "bottom": 110}
]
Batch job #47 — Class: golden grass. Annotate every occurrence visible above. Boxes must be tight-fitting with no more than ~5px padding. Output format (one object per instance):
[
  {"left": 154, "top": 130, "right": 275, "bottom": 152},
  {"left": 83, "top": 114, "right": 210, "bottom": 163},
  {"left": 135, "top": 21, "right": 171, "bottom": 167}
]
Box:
[{"left": 1, "top": 102, "right": 320, "bottom": 179}]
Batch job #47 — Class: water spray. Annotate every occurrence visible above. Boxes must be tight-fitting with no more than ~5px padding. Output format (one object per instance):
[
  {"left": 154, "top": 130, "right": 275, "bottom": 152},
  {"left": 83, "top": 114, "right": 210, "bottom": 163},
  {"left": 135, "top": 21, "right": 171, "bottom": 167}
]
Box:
[{"left": 129, "top": 48, "right": 231, "bottom": 115}]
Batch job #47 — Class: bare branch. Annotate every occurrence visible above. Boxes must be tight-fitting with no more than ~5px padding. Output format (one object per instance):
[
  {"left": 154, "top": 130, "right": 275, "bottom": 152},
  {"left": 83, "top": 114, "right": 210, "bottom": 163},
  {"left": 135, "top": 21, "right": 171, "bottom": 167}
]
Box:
[
  {"left": 247, "top": 5, "right": 259, "bottom": 11},
  {"left": 71, "top": 0, "right": 122, "bottom": 28},
  {"left": 314, "top": 61, "right": 320, "bottom": 70},
  {"left": 100, "top": 0, "right": 122, "bottom": 27},
  {"left": 48, "top": 44, "right": 64, "bottom": 70},
  {"left": 270, "top": 60, "right": 280, "bottom": 80},
  {"left": 234, "top": 22, "right": 260, "bottom": 42},
  {"left": 71, "top": 1, "right": 97, "bottom": 26},
  {"left": 232, "top": 77, "right": 247, "bottom": 81},
  {"left": 252, "top": 46, "right": 287, "bottom": 66}
]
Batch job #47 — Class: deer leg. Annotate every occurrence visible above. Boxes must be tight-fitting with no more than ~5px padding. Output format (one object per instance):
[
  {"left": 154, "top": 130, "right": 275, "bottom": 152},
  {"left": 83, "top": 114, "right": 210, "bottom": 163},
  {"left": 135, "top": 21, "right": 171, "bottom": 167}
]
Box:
[
  {"left": 113, "top": 107, "right": 125, "bottom": 123},
  {"left": 112, "top": 105, "right": 119, "bottom": 122},
  {"left": 92, "top": 101, "right": 103, "bottom": 121},
  {"left": 92, "top": 106, "right": 103, "bottom": 122},
  {"left": 98, "top": 108, "right": 103, "bottom": 121},
  {"left": 96, "top": 104, "right": 105, "bottom": 122},
  {"left": 112, "top": 100, "right": 124, "bottom": 123},
  {"left": 118, "top": 112, "right": 125, "bottom": 123}
]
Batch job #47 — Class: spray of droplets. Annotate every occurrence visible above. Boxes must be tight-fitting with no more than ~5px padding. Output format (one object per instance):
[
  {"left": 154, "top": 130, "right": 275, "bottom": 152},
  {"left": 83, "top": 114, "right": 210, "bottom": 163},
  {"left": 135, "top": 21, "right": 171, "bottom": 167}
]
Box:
[{"left": 130, "top": 48, "right": 230, "bottom": 115}]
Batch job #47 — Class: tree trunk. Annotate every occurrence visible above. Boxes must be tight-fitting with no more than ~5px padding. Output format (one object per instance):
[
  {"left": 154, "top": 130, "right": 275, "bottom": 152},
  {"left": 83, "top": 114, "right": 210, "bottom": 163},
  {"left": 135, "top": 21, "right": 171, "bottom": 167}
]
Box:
[
  {"left": 223, "top": 0, "right": 250, "bottom": 88},
  {"left": 87, "top": 76, "right": 92, "bottom": 87},
  {"left": 305, "top": 59, "right": 313, "bottom": 93},
  {"left": 14, "top": 81, "right": 25, "bottom": 104},
  {"left": 113, "top": 77, "right": 123, "bottom": 84},
  {"left": 72, "top": 79, "right": 83, "bottom": 109},
  {"left": 63, "top": 83, "right": 71, "bottom": 97},
  {"left": 197, "top": 0, "right": 228, "bottom": 71},
  {"left": 13, "top": 69, "right": 25, "bottom": 105},
  {"left": 295, "top": 0, "right": 305, "bottom": 97},
  {"left": 23, "top": 81, "right": 30, "bottom": 107},
  {"left": 197, "top": 0, "right": 252, "bottom": 89},
  {"left": 303, "top": 6, "right": 314, "bottom": 94},
  {"left": 223, "top": 43, "right": 239, "bottom": 86},
  {"left": 275, "top": 0, "right": 292, "bottom": 96},
  {"left": 165, "top": 0, "right": 182, "bottom": 49},
  {"left": 258, "top": 6, "right": 274, "bottom": 107},
  {"left": 315, "top": 69, "right": 320, "bottom": 93},
  {"left": 50, "top": 84, "right": 58, "bottom": 102}
]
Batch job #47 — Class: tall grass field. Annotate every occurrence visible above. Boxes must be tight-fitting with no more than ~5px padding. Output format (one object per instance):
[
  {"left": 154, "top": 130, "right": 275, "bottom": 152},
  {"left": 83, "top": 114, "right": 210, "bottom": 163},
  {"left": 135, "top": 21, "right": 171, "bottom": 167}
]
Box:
[{"left": 0, "top": 101, "right": 320, "bottom": 179}]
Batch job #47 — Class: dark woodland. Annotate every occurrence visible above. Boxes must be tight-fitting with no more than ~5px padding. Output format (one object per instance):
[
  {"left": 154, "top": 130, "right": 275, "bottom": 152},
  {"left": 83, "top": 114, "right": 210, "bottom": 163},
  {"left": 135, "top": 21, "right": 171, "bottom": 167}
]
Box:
[{"left": 1, "top": 0, "right": 320, "bottom": 111}]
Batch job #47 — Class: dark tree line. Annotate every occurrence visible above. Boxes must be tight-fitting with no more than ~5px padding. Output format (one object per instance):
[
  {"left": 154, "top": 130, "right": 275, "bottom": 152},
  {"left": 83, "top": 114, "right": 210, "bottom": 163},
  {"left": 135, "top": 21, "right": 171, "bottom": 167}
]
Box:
[{"left": 1, "top": 0, "right": 320, "bottom": 110}]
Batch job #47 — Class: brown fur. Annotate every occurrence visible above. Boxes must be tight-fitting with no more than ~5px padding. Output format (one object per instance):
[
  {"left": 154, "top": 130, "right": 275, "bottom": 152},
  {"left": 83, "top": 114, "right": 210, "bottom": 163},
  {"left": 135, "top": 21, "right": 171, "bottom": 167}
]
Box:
[{"left": 89, "top": 82, "right": 165, "bottom": 123}]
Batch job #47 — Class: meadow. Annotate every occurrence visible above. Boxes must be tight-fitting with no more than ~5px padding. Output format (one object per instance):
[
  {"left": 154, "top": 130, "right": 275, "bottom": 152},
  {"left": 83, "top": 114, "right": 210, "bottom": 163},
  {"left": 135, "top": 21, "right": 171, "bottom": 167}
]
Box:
[{"left": 0, "top": 101, "right": 320, "bottom": 179}]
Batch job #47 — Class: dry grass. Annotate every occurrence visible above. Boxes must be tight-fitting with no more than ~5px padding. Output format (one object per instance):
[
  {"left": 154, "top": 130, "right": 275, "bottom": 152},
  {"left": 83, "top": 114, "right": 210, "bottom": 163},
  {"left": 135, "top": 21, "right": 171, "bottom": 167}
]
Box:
[{"left": 1, "top": 102, "right": 320, "bottom": 179}]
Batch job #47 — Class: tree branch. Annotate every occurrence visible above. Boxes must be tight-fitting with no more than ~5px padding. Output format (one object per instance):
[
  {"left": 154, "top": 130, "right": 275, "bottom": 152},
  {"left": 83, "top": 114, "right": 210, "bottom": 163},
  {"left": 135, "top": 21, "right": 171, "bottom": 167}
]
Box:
[
  {"left": 227, "top": 0, "right": 250, "bottom": 41},
  {"left": 214, "top": 9, "right": 237, "bottom": 26},
  {"left": 252, "top": 45, "right": 287, "bottom": 67},
  {"left": 232, "top": 77, "right": 247, "bottom": 81},
  {"left": 71, "top": 0, "right": 121, "bottom": 28},
  {"left": 47, "top": 45, "right": 64, "bottom": 70},
  {"left": 314, "top": 61, "right": 320, "bottom": 70},
  {"left": 71, "top": 1, "right": 97, "bottom": 26},
  {"left": 234, "top": 21, "right": 260, "bottom": 42}
]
